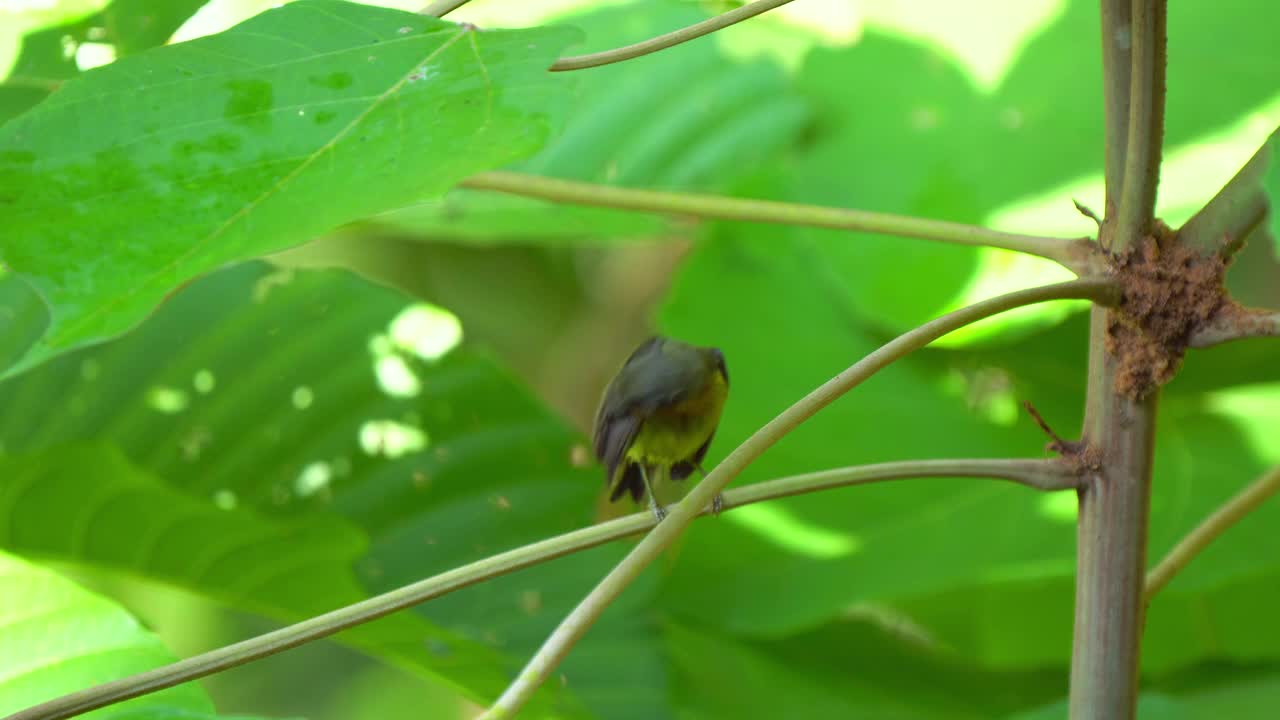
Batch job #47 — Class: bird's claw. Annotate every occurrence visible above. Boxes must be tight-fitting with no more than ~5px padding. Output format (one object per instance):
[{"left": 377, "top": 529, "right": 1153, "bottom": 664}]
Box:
[{"left": 710, "top": 493, "right": 724, "bottom": 516}]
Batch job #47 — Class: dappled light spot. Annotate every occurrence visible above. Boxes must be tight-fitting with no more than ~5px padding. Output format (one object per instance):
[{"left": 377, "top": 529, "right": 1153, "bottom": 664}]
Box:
[
  {"left": 193, "top": 369, "right": 215, "bottom": 394},
  {"left": 412, "top": 470, "right": 431, "bottom": 488},
  {"left": 79, "top": 359, "right": 99, "bottom": 381},
  {"left": 212, "top": 489, "right": 237, "bottom": 510},
  {"left": 492, "top": 495, "right": 511, "bottom": 511},
  {"left": 359, "top": 419, "right": 429, "bottom": 459},
  {"left": 146, "top": 386, "right": 188, "bottom": 414},
  {"left": 74, "top": 41, "right": 116, "bottom": 71},
  {"left": 294, "top": 461, "right": 332, "bottom": 498},
  {"left": 291, "top": 385, "right": 314, "bottom": 410},
  {"left": 726, "top": 505, "right": 861, "bottom": 559},
  {"left": 1205, "top": 383, "right": 1280, "bottom": 463},
  {"left": 1038, "top": 492, "right": 1077, "bottom": 523},
  {"left": 373, "top": 353, "right": 420, "bottom": 397},
  {"left": 389, "top": 303, "right": 463, "bottom": 361}
]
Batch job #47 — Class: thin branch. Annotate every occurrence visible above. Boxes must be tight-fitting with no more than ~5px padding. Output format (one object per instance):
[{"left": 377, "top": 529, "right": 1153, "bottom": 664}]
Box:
[
  {"left": 1099, "top": 0, "right": 1133, "bottom": 214},
  {"left": 9, "top": 458, "right": 1079, "bottom": 720},
  {"left": 1114, "top": 0, "right": 1167, "bottom": 248},
  {"left": 419, "top": 0, "right": 471, "bottom": 17},
  {"left": 479, "top": 278, "right": 1120, "bottom": 719},
  {"left": 1145, "top": 466, "right": 1280, "bottom": 600},
  {"left": 1189, "top": 306, "right": 1280, "bottom": 348},
  {"left": 1179, "top": 127, "right": 1277, "bottom": 258},
  {"left": 461, "top": 171, "right": 1093, "bottom": 272},
  {"left": 549, "top": 0, "right": 795, "bottom": 72}
]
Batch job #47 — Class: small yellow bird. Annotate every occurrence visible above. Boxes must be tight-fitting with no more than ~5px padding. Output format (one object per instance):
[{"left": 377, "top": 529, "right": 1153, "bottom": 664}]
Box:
[{"left": 592, "top": 336, "right": 729, "bottom": 521}]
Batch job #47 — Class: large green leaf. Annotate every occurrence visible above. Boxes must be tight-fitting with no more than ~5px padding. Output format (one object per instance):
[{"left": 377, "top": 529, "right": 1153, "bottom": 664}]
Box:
[
  {"left": 0, "top": 263, "right": 663, "bottom": 719},
  {"left": 0, "top": 0, "right": 577, "bottom": 378},
  {"left": 371, "top": 0, "right": 809, "bottom": 242},
  {"left": 0, "top": 550, "right": 275, "bottom": 719}
]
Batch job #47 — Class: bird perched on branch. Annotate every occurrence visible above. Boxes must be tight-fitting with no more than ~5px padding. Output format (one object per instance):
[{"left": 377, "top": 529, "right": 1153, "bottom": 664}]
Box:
[{"left": 592, "top": 336, "right": 729, "bottom": 521}]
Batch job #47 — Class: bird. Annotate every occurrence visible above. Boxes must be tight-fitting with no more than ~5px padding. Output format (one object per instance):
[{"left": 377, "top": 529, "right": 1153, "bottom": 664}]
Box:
[{"left": 592, "top": 336, "right": 729, "bottom": 521}]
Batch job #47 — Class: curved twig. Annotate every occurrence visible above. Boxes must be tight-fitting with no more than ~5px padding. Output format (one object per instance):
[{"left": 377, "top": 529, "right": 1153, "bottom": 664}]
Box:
[
  {"left": 419, "top": 0, "right": 471, "bottom": 18},
  {"left": 550, "top": 0, "right": 796, "bottom": 71},
  {"left": 1114, "top": 1, "right": 1166, "bottom": 247},
  {"left": 1145, "top": 466, "right": 1280, "bottom": 600},
  {"left": 8, "top": 458, "right": 1080, "bottom": 720}
]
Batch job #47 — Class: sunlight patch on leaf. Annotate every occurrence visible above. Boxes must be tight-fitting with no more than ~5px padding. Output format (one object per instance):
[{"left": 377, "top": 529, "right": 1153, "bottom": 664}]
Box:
[
  {"left": 1037, "top": 491, "right": 1077, "bottom": 524},
  {"left": 295, "top": 460, "right": 333, "bottom": 498},
  {"left": 193, "top": 368, "right": 216, "bottom": 394},
  {"left": 390, "top": 303, "right": 463, "bottom": 361},
  {"left": 860, "top": 0, "right": 1066, "bottom": 91},
  {"left": 359, "top": 418, "right": 428, "bottom": 459},
  {"left": 72, "top": 40, "right": 113, "bottom": 69},
  {"left": 292, "top": 385, "right": 315, "bottom": 410},
  {"left": 1204, "top": 382, "right": 1280, "bottom": 464},
  {"left": 726, "top": 504, "right": 861, "bottom": 559},
  {"left": 372, "top": 352, "right": 420, "bottom": 398},
  {"left": 212, "top": 488, "right": 238, "bottom": 510},
  {"left": 146, "top": 385, "right": 188, "bottom": 414}
]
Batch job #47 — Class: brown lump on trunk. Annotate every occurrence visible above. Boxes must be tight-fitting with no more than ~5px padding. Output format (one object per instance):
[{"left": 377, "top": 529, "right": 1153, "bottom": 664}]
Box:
[{"left": 1106, "top": 221, "right": 1231, "bottom": 399}]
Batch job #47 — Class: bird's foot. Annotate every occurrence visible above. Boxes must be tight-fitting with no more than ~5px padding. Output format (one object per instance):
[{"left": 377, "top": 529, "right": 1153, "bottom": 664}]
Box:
[
  {"left": 710, "top": 493, "right": 725, "bottom": 516},
  {"left": 648, "top": 498, "right": 668, "bottom": 522}
]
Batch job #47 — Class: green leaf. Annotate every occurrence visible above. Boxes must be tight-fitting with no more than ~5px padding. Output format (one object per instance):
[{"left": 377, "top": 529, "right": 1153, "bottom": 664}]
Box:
[
  {"left": 667, "top": 620, "right": 1062, "bottom": 720},
  {"left": 0, "top": 0, "right": 578, "bottom": 378},
  {"left": 0, "top": 262, "right": 659, "bottom": 718},
  {"left": 0, "top": 550, "right": 276, "bottom": 719},
  {"left": 375, "top": 0, "right": 808, "bottom": 243}
]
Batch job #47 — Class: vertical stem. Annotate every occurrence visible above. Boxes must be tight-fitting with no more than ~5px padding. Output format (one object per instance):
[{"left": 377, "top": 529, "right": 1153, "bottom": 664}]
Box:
[
  {"left": 1099, "top": 0, "right": 1133, "bottom": 214},
  {"left": 1071, "top": 310, "right": 1157, "bottom": 720},
  {"left": 1115, "top": 1, "right": 1167, "bottom": 243},
  {"left": 1071, "top": 1, "right": 1167, "bottom": 718}
]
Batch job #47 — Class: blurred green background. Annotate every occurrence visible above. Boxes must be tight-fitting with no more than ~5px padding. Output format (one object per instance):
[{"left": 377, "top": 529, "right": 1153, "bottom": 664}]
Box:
[{"left": 1, "top": 0, "right": 1278, "bottom": 718}]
